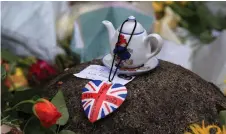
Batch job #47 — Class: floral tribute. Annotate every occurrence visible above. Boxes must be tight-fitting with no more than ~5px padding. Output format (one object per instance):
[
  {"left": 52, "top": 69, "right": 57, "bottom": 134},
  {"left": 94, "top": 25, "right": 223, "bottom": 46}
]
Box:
[{"left": 1, "top": 50, "right": 76, "bottom": 134}]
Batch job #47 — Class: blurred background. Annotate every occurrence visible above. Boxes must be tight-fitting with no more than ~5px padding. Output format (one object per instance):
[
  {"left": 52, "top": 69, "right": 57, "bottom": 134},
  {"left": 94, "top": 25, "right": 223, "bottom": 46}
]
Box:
[{"left": 1, "top": 1, "right": 226, "bottom": 95}]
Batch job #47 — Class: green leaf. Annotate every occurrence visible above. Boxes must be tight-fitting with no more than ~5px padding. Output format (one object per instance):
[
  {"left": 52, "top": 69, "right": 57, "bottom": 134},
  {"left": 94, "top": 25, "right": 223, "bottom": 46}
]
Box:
[
  {"left": 15, "top": 86, "right": 31, "bottom": 92},
  {"left": 32, "top": 95, "right": 41, "bottom": 101},
  {"left": 219, "top": 110, "right": 226, "bottom": 126},
  {"left": 23, "top": 117, "right": 55, "bottom": 134},
  {"left": 179, "top": 19, "right": 189, "bottom": 29},
  {"left": 15, "top": 103, "right": 33, "bottom": 114},
  {"left": 170, "top": 4, "right": 195, "bottom": 17},
  {"left": 59, "top": 130, "right": 76, "bottom": 134},
  {"left": 199, "top": 31, "right": 215, "bottom": 44},
  {"left": 1, "top": 66, "right": 7, "bottom": 80},
  {"left": 1, "top": 83, "right": 14, "bottom": 110},
  {"left": 8, "top": 62, "right": 17, "bottom": 75},
  {"left": 11, "top": 90, "right": 39, "bottom": 105},
  {"left": 1, "top": 49, "right": 19, "bottom": 62},
  {"left": 196, "top": 3, "right": 224, "bottom": 31},
  {"left": 50, "top": 125, "right": 57, "bottom": 132},
  {"left": 51, "top": 90, "right": 69, "bottom": 125},
  {"left": 1, "top": 112, "right": 22, "bottom": 128},
  {"left": 9, "top": 89, "right": 43, "bottom": 113},
  {"left": 17, "top": 57, "right": 36, "bottom": 67}
]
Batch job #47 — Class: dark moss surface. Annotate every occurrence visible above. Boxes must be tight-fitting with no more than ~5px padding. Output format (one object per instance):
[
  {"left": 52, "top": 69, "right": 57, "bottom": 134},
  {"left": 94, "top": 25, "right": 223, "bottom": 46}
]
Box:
[{"left": 45, "top": 60, "right": 226, "bottom": 134}]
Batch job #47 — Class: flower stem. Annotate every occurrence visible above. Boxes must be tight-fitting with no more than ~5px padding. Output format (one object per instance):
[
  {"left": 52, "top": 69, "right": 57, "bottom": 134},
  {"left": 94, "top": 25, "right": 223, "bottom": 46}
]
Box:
[
  {"left": 1, "top": 115, "right": 10, "bottom": 122},
  {"left": 4, "top": 100, "right": 35, "bottom": 112},
  {"left": 23, "top": 116, "right": 35, "bottom": 134},
  {"left": 56, "top": 125, "right": 60, "bottom": 134}
]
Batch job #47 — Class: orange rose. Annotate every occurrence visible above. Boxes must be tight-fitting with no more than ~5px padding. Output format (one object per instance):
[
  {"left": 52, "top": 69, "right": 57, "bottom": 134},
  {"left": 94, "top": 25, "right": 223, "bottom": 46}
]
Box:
[{"left": 33, "top": 99, "right": 62, "bottom": 128}]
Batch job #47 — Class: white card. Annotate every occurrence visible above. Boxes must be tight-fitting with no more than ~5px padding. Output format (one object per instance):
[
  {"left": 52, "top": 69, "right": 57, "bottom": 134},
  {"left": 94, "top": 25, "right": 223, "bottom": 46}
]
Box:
[{"left": 74, "top": 65, "right": 135, "bottom": 85}]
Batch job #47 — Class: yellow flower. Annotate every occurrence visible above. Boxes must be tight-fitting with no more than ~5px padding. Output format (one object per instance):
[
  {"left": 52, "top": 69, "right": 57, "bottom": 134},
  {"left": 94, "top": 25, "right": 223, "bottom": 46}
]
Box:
[
  {"left": 5, "top": 68, "right": 28, "bottom": 91},
  {"left": 185, "top": 120, "right": 226, "bottom": 134},
  {"left": 14, "top": 68, "right": 23, "bottom": 76},
  {"left": 152, "top": 2, "right": 164, "bottom": 12}
]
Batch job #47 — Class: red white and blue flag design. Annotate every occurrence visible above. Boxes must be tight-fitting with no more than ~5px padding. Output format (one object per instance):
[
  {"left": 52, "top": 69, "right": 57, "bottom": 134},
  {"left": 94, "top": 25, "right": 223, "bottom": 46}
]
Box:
[{"left": 82, "top": 80, "right": 127, "bottom": 123}]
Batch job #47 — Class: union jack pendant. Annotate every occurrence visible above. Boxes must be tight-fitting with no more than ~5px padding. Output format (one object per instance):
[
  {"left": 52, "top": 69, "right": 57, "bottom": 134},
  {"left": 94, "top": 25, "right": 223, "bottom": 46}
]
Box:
[{"left": 81, "top": 80, "right": 128, "bottom": 123}]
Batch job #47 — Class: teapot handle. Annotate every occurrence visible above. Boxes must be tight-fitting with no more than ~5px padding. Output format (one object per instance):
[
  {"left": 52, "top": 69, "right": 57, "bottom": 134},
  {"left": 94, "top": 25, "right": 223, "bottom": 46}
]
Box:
[{"left": 144, "top": 33, "right": 163, "bottom": 60}]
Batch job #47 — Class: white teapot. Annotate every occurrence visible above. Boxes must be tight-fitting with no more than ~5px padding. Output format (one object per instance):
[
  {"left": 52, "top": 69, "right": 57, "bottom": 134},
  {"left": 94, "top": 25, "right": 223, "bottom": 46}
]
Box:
[{"left": 102, "top": 16, "right": 163, "bottom": 68}]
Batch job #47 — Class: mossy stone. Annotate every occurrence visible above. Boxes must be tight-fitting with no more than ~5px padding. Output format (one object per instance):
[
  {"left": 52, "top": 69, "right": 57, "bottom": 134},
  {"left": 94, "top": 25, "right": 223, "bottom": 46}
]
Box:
[{"left": 46, "top": 60, "right": 226, "bottom": 134}]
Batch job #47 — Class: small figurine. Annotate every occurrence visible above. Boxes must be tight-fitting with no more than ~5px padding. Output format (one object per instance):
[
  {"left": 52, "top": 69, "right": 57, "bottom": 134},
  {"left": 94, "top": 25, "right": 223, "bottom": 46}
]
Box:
[{"left": 113, "top": 34, "right": 133, "bottom": 67}]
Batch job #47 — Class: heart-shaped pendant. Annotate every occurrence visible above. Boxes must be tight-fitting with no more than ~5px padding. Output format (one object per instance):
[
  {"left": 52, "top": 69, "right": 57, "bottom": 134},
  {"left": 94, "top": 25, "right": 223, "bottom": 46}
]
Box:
[{"left": 81, "top": 80, "right": 127, "bottom": 123}]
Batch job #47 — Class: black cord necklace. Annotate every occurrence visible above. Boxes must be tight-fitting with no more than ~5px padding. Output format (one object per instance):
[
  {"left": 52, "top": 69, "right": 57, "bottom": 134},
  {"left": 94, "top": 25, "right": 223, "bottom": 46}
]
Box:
[
  {"left": 81, "top": 18, "right": 137, "bottom": 123},
  {"left": 108, "top": 19, "right": 137, "bottom": 82}
]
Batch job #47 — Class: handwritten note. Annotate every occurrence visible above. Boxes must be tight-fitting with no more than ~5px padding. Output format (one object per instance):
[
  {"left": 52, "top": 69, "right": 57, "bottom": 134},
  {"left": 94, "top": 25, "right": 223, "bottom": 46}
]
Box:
[{"left": 74, "top": 65, "right": 135, "bottom": 85}]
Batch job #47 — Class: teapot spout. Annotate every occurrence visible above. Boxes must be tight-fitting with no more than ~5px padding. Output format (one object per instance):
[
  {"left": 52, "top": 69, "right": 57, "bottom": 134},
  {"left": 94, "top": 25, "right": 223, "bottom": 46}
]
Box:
[{"left": 102, "top": 20, "right": 116, "bottom": 42}]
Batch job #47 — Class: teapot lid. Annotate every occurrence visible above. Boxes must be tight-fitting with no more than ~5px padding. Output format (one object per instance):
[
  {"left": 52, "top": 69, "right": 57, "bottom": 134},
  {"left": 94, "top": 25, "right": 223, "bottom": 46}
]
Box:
[{"left": 118, "top": 16, "right": 145, "bottom": 35}]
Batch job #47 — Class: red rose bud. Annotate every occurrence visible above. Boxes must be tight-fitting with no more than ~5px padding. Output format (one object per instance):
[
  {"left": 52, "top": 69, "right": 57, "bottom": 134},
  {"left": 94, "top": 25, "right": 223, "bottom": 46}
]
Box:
[{"left": 33, "top": 99, "right": 62, "bottom": 128}]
